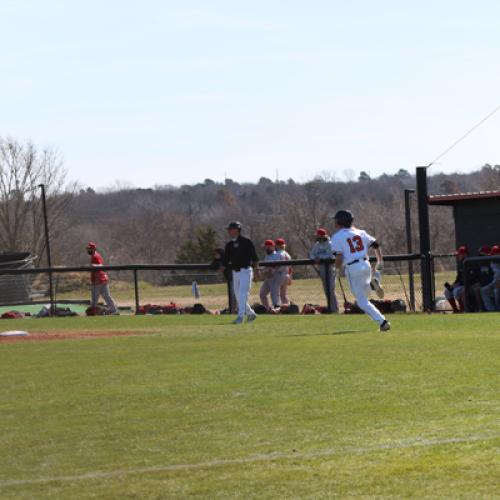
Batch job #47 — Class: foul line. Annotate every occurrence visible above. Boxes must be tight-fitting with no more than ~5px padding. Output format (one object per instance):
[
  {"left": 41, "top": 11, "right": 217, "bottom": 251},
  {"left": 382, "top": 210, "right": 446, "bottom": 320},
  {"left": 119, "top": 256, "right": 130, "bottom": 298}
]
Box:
[{"left": 1, "top": 433, "right": 499, "bottom": 488}]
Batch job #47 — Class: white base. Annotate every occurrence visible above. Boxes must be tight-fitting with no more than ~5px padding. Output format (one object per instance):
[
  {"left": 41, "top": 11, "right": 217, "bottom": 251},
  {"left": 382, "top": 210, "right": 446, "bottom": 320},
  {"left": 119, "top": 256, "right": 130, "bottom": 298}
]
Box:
[{"left": 0, "top": 330, "right": 29, "bottom": 337}]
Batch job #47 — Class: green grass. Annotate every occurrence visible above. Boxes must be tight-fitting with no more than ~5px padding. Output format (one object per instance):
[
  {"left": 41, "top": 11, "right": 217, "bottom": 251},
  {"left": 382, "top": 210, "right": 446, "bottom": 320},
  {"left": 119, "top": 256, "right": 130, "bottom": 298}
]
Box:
[
  {"left": 52, "top": 270, "right": 457, "bottom": 310},
  {"left": 1, "top": 314, "right": 499, "bottom": 498}
]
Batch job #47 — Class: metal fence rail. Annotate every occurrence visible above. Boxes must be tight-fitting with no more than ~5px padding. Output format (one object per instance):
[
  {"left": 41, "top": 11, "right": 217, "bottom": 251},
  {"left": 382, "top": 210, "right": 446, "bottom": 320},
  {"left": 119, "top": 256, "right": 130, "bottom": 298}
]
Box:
[{"left": 0, "top": 254, "right": 429, "bottom": 315}]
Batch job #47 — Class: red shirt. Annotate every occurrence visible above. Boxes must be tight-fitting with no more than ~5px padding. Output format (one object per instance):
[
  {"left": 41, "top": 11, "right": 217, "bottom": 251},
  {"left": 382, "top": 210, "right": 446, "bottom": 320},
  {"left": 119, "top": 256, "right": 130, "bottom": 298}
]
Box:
[{"left": 90, "top": 251, "right": 109, "bottom": 284}]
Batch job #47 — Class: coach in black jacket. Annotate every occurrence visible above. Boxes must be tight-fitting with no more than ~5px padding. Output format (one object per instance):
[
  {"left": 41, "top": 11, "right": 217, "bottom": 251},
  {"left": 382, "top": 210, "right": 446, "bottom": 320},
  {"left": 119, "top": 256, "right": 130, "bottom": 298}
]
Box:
[{"left": 222, "top": 221, "right": 260, "bottom": 324}]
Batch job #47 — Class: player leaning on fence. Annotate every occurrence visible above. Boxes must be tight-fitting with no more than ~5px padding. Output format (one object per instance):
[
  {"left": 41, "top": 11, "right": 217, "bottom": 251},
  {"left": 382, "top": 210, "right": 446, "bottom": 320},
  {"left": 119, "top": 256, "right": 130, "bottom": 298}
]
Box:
[
  {"left": 330, "top": 210, "right": 390, "bottom": 332},
  {"left": 309, "top": 227, "right": 339, "bottom": 313},
  {"left": 222, "top": 222, "right": 260, "bottom": 324}
]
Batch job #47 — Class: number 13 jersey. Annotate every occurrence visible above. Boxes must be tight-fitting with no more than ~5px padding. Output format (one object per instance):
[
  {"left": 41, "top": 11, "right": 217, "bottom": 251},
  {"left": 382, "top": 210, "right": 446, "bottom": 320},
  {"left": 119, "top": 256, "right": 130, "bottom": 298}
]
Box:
[{"left": 330, "top": 227, "right": 376, "bottom": 264}]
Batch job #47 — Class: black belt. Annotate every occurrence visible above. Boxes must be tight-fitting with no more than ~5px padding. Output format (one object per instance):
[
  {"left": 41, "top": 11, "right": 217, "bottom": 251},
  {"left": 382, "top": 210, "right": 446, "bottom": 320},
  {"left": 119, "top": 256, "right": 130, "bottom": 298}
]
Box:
[
  {"left": 347, "top": 258, "right": 367, "bottom": 266},
  {"left": 233, "top": 266, "right": 251, "bottom": 272}
]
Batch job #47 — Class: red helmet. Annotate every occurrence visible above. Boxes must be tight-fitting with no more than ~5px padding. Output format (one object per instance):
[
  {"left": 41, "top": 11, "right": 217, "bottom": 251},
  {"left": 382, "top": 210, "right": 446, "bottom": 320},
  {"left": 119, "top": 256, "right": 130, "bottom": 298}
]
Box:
[
  {"left": 86, "top": 241, "right": 97, "bottom": 250},
  {"left": 478, "top": 245, "right": 491, "bottom": 255},
  {"left": 456, "top": 245, "right": 468, "bottom": 256},
  {"left": 316, "top": 228, "right": 327, "bottom": 237},
  {"left": 490, "top": 245, "right": 500, "bottom": 255},
  {"left": 264, "top": 239, "right": 275, "bottom": 247},
  {"left": 275, "top": 238, "right": 286, "bottom": 246}
]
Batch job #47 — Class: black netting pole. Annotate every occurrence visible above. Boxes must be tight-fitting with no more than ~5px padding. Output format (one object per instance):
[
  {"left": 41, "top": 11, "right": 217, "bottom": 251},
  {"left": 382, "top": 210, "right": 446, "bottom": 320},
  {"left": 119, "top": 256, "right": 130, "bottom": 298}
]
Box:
[
  {"left": 324, "top": 261, "right": 332, "bottom": 313},
  {"left": 404, "top": 188, "right": 416, "bottom": 312},
  {"left": 134, "top": 269, "right": 140, "bottom": 314}
]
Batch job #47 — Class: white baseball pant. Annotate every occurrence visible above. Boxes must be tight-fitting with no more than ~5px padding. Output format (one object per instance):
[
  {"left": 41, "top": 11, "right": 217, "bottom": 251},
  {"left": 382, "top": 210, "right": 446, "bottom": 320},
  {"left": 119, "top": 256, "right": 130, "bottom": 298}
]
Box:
[
  {"left": 91, "top": 283, "right": 118, "bottom": 313},
  {"left": 345, "top": 260, "right": 385, "bottom": 324},
  {"left": 278, "top": 273, "right": 290, "bottom": 305},
  {"left": 259, "top": 274, "right": 282, "bottom": 309},
  {"left": 232, "top": 268, "right": 255, "bottom": 318},
  {"left": 319, "top": 265, "right": 339, "bottom": 313}
]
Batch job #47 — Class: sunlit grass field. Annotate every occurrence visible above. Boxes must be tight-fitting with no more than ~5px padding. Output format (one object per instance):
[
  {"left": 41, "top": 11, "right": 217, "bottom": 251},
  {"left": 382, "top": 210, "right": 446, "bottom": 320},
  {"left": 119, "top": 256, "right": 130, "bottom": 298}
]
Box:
[{"left": 1, "top": 313, "right": 499, "bottom": 498}]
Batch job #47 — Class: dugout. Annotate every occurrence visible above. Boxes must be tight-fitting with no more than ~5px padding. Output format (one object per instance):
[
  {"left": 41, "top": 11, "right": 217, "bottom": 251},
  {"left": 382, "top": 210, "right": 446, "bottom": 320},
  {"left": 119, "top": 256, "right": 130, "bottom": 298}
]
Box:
[
  {"left": 0, "top": 253, "right": 36, "bottom": 305},
  {"left": 428, "top": 190, "right": 500, "bottom": 252}
]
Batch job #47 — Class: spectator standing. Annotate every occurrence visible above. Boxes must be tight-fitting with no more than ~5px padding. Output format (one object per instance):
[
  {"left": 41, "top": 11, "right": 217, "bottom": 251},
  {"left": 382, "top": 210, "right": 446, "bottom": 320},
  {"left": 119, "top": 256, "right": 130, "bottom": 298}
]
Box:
[
  {"left": 259, "top": 240, "right": 282, "bottom": 311},
  {"left": 86, "top": 242, "right": 118, "bottom": 314},
  {"left": 275, "top": 238, "right": 292, "bottom": 305},
  {"left": 222, "top": 221, "right": 260, "bottom": 324},
  {"left": 309, "top": 228, "right": 339, "bottom": 313}
]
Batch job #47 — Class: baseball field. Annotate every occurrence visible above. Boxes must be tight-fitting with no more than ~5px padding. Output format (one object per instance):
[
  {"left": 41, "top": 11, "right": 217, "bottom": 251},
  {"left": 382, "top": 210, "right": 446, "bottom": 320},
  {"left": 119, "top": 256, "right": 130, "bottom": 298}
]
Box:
[{"left": 1, "top": 313, "right": 499, "bottom": 498}]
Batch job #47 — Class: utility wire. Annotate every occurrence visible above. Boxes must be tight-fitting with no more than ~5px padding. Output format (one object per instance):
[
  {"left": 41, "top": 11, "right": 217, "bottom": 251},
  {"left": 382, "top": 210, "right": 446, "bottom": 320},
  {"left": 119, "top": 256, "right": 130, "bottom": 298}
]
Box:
[{"left": 427, "top": 104, "right": 500, "bottom": 168}]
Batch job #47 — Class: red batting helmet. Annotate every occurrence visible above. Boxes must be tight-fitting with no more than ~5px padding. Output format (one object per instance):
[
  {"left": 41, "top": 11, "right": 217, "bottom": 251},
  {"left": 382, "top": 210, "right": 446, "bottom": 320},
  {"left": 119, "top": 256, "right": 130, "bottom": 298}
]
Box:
[
  {"left": 490, "top": 245, "right": 500, "bottom": 255},
  {"left": 478, "top": 245, "right": 491, "bottom": 255}
]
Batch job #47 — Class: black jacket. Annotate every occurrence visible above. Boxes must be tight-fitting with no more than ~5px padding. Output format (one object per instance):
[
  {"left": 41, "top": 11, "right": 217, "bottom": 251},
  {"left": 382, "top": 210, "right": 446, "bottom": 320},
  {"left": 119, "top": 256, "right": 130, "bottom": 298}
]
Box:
[{"left": 223, "top": 235, "right": 259, "bottom": 271}]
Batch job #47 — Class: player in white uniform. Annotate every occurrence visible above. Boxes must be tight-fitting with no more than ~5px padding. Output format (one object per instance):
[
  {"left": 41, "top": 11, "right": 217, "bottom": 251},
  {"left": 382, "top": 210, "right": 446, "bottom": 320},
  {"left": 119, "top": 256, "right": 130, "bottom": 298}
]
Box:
[
  {"left": 330, "top": 210, "right": 390, "bottom": 332},
  {"left": 259, "top": 240, "right": 283, "bottom": 311},
  {"left": 275, "top": 238, "right": 292, "bottom": 305}
]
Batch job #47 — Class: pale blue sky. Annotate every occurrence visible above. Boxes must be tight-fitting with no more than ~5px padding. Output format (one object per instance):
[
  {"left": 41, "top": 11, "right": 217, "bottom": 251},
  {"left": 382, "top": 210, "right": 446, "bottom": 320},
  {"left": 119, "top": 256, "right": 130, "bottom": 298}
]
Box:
[{"left": 1, "top": 0, "right": 499, "bottom": 188}]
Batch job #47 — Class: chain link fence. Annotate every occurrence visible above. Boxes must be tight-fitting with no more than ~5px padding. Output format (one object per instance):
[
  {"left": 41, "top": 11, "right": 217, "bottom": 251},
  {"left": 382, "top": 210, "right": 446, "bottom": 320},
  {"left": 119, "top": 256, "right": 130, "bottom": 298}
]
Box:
[{"left": 0, "top": 255, "right": 455, "bottom": 316}]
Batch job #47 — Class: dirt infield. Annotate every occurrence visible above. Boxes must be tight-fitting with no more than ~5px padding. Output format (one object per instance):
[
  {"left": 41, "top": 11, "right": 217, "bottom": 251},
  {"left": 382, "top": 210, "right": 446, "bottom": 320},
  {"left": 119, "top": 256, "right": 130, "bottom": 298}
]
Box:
[{"left": 0, "top": 330, "right": 155, "bottom": 343}]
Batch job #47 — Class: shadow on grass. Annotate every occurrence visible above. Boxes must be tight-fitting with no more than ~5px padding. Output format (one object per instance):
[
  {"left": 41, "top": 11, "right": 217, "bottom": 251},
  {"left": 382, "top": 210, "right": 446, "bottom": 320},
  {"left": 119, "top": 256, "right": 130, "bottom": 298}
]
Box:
[{"left": 285, "top": 329, "right": 366, "bottom": 337}]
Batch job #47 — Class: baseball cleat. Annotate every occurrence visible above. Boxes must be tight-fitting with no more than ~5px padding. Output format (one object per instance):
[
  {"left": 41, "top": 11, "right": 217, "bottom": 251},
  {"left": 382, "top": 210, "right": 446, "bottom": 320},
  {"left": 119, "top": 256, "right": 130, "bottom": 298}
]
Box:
[
  {"left": 370, "top": 277, "right": 385, "bottom": 298},
  {"left": 379, "top": 320, "right": 391, "bottom": 332},
  {"left": 232, "top": 316, "right": 244, "bottom": 324},
  {"left": 247, "top": 313, "right": 257, "bottom": 322}
]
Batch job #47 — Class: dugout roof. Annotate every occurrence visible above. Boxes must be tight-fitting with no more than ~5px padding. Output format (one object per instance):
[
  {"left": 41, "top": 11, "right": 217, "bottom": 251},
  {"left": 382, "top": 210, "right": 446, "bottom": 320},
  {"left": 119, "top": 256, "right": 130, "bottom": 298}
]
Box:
[
  {"left": 427, "top": 190, "right": 500, "bottom": 253},
  {"left": 428, "top": 190, "right": 500, "bottom": 205}
]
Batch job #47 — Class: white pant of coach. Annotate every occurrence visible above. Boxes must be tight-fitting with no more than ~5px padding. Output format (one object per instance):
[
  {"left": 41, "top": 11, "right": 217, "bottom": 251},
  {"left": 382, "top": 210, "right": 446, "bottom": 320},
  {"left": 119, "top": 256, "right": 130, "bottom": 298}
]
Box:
[
  {"left": 233, "top": 267, "right": 255, "bottom": 318},
  {"left": 346, "top": 260, "right": 385, "bottom": 324}
]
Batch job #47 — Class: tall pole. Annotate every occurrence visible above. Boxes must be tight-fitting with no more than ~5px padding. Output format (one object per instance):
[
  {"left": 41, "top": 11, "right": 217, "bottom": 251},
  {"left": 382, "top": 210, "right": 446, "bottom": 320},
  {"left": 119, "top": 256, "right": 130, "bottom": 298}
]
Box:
[
  {"left": 404, "top": 189, "right": 416, "bottom": 311},
  {"left": 39, "top": 184, "right": 55, "bottom": 315},
  {"left": 416, "top": 167, "right": 433, "bottom": 312}
]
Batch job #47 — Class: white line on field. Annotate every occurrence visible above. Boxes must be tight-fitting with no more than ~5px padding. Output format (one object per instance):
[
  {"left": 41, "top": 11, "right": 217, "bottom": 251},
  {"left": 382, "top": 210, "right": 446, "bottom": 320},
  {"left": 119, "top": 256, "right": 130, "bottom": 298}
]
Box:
[{"left": 1, "top": 433, "right": 499, "bottom": 488}]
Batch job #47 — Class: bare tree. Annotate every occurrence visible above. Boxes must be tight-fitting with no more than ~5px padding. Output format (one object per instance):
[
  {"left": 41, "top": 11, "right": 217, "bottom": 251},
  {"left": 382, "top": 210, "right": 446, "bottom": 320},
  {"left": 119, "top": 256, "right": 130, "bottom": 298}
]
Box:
[
  {"left": 0, "top": 137, "right": 74, "bottom": 263},
  {"left": 282, "top": 182, "right": 332, "bottom": 256}
]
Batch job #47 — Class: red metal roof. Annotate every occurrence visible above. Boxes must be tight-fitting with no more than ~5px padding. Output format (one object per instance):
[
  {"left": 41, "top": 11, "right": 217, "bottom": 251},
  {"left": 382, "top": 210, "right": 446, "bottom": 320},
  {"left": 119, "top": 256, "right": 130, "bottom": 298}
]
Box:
[{"left": 428, "top": 190, "right": 500, "bottom": 205}]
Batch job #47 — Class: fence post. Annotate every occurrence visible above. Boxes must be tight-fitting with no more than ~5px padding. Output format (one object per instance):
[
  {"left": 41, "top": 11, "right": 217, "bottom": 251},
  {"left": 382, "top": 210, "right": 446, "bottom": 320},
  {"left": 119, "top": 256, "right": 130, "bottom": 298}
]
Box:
[
  {"left": 463, "top": 258, "right": 472, "bottom": 312},
  {"left": 416, "top": 166, "right": 433, "bottom": 312},
  {"left": 324, "top": 261, "right": 333, "bottom": 313},
  {"left": 133, "top": 269, "right": 140, "bottom": 314},
  {"left": 39, "top": 184, "right": 55, "bottom": 316}
]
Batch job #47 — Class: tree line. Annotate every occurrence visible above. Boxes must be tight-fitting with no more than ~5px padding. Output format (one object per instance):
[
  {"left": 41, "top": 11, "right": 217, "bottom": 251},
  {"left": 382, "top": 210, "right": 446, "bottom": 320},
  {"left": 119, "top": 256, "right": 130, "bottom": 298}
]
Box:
[{"left": 1, "top": 136, "right": 499, "bottom": 269}]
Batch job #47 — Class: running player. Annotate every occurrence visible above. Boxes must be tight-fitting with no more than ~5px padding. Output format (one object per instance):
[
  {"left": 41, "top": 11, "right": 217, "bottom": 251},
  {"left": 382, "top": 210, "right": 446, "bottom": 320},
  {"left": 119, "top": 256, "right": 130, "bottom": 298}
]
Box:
[{"left": 330, "top": 210, "right": 390, "bottom": 332}]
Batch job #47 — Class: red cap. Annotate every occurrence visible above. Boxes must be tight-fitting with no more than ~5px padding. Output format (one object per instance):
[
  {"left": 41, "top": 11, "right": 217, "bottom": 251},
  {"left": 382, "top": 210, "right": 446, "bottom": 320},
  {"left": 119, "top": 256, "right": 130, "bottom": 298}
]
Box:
[
  {"left": 456, "top": 245, "right": 468, "bottom": 255},
  {"left": 490, "top": 245, "right": 500, "bottom": 255},
  {"left": 316, "top": 228, "right": 327, "bottom": 237},
  {"left": 264, "top": 239, "right": 275, "bottom": 247},
  {"left": 87, "top": 241, "right": 97, "bottom": 250},
  {"left": 275, "top": 238, "right": 286, "bottom": 246},
  {"left": 478, "top": 245, "right": 491, "bottom": 255}
]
